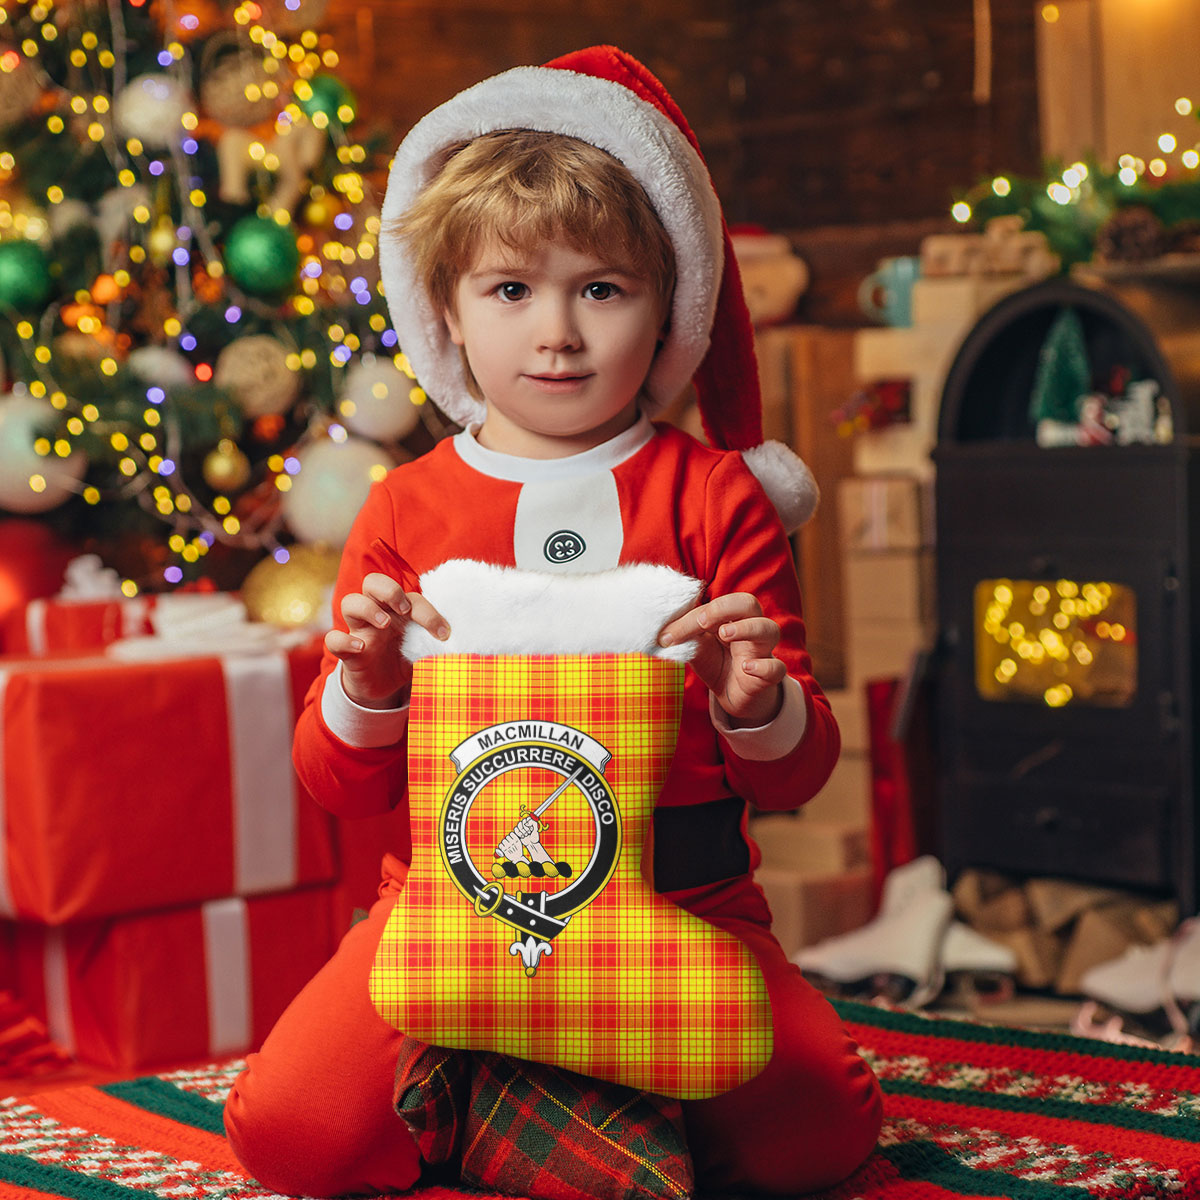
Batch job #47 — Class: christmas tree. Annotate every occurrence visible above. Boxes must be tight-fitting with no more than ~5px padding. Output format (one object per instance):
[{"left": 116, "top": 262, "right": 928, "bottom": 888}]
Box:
[{"left": 0, "top": 0, "right": 440, "bottom": 595}]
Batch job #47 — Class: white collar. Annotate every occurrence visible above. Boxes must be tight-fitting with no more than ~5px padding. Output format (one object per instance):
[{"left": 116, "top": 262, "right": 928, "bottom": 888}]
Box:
[{"left": 451, "top": 412, "right": 654, "bottom": 483}]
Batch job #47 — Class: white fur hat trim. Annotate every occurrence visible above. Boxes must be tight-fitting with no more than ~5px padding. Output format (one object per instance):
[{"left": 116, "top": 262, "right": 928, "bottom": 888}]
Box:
[
  {"left": 402, "top": 560, "right": 702, "bottom": 662},
  {"left": 379, "top": 65, "right": 725, "bottom": 430}
]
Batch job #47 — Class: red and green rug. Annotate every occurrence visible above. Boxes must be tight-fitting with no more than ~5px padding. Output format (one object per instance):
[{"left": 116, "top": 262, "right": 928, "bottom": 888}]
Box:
[{"left": 1, "top": 998, "right": 1199, "bottom": 1200}]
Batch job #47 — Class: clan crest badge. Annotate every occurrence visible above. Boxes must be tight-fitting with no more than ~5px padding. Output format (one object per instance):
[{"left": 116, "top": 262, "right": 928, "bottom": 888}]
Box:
[{"left": 439, "top": 719, "right": 621, "bottom": 975}]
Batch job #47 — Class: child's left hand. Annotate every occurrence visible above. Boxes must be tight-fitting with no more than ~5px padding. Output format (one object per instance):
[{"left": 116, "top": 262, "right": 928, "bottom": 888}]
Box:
[{"left": 658, "top": 593, "right": 786, "bottom": 727}]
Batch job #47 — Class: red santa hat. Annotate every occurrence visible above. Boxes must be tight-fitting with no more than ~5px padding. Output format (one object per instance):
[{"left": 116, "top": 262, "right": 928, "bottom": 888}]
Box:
[{"left": 379, "top": 45, "right": 818, "bottom": 530}]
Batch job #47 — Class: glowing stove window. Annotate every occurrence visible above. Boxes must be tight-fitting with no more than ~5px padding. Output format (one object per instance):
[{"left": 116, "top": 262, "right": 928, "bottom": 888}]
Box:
[{"left": 974, "top": 579, "right": 1136, "bottom": 707}]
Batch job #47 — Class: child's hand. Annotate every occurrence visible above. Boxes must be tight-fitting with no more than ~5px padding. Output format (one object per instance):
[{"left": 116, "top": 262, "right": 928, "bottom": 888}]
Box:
[
  {"left": 324, "top": 572, "right": 449, "bottom": 709},
  {"left": 658, "top": 592, "right": 786, "bottom": 727}
]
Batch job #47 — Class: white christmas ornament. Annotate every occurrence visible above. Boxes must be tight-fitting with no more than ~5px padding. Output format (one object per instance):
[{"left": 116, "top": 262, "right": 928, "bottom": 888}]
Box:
[
  {"left": 338, "top": 354, "right": 421, "bottom": 442},
  {"left": 113, "top": 74, "right": 192, "bottom": 148},
  {"left": 48, "top": 199, "right": 95, "bottom": 240},
  {"left": 0, "top": 390, "right": 86, "bottom": 514},
  {"left": 214, "top": 334, "right": 301, "bottom": 417},
  {"left": 127, "top": 345, "right": 195, "bottom": 388},
  {"left": 281, "top": 434, "right": 393, "bottom": 545}
]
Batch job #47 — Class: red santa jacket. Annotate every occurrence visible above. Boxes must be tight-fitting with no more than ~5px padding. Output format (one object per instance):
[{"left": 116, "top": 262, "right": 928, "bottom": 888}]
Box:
[{"left": 293, "top": 416, "right": 839, "bottom": 894}]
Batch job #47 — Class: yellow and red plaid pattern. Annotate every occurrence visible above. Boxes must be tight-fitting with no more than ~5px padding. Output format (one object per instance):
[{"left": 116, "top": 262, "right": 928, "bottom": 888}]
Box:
[{"left": 370, "top": 654, "right": 772, "bottom": 1099}]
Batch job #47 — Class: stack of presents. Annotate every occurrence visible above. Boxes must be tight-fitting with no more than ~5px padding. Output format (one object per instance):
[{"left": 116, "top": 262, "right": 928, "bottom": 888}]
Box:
[
  {"left": 0, "top": 589, "right": 405, "bottom": 1073},
  {"left": 749, "top": 221, "right": 1058, "bottom": 960}
]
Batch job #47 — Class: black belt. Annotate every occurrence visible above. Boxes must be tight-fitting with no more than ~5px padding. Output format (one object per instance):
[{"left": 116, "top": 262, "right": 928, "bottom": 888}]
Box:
[{"left": 652, "top": 797, "right": 750, "bottom": 892}]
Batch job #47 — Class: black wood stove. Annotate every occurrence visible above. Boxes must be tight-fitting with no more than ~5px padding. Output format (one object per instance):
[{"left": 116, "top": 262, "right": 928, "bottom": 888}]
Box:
[{"left": 933, "top": 276, "right": 1200, "bottom": 913}]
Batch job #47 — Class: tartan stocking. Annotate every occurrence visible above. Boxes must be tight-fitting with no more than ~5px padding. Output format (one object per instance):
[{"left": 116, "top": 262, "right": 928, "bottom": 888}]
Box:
[{"left": 371, "top": 654, "right": 772, "bottom": 1100}]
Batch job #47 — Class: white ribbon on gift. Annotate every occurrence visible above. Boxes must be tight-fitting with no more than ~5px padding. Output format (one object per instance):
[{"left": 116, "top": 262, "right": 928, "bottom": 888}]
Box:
[
  {"left": 23, "top": 601, "right": 49, "bottom": 656},
  {"left": 40, "top": 896, "right": 253, "bottom": 1058},
  {"left": 202, "top": 896, "right": 253, "bottom": 1055},
  {"left": 221, "top": 653, "right": 299, "bottom": 896},
  {"left": 42, "top": 927, "right": 74, "bottom": 1054}
]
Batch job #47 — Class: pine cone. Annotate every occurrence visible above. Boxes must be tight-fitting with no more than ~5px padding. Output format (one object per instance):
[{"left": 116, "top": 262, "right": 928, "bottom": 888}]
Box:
[{"left": 1095, "top": 206, "right": 1167, "bottom": 263}]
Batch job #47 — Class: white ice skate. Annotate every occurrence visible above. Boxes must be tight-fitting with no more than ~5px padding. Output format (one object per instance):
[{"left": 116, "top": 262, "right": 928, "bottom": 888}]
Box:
[
  {"left": 941, "top": 920, "right": 1018, "bottom": 1004},
  {"left": 1077, "top": 917, "right": 1200, "bottom": 1047},
  {"left": 793, "top": 856, "right": 954, "bottom": 1008}
]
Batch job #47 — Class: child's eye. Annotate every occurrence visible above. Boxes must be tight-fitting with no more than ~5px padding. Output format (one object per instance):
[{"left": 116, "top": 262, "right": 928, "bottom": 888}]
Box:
[
  {"left": 585, "top": 282, "right": 619, "bottom": 301},
  {"left": 497, "top": 282, "right": 528, "bottom": 301}
]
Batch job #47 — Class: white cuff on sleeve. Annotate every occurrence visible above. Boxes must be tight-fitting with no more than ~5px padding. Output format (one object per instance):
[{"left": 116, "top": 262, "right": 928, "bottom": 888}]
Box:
[
  {"left": 710, "top": 675, "right": 808, "bottom": 762},
  {"left": 320, "top": 661, "right": 410, "bottom": 748}
]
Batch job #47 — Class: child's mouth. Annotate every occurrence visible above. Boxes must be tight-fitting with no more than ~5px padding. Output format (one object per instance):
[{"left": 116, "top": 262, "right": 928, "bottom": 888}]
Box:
[{"left": 526, "top": 373, "right": 592, "bottom": 392}]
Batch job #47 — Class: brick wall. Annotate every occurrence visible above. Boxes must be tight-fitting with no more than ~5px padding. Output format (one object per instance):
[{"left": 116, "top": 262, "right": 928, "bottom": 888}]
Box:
[{"left": 329, "top": 0, "right": 1041, "bottom": 236}]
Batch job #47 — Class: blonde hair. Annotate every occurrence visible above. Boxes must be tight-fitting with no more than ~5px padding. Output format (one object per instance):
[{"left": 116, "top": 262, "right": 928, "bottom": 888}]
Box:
[{"left": 391, "top": 129, "right": 676, "bottom": 326}]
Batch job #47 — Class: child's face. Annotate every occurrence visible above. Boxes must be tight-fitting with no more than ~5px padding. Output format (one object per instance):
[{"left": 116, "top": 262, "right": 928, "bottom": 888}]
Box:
[{"left": 443, "top": 238, "right": 663, "bottom": 458}]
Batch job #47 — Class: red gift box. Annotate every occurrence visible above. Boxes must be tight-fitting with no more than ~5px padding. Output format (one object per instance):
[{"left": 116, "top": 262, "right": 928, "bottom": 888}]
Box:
[
  {"left": 12, "top": 887, "right": 338, "bottom": 1071},
  {"left": 0, "top": 642, "right": 337, "bottom": 923},
  {"left": 4, "top": 597, "right": 156, "bottom": 655}
]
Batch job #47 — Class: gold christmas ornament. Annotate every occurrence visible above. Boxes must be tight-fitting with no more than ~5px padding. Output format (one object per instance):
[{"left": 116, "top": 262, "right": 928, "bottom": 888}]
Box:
[
  {"left": 214, "top": 334, "right": 302, "bottom": 418},
  {"left": 200, "top": 42, "right": 278, "bottom": 127},
  {"left": 148, "top": 217, "right": 178, "bottom": 267},
  {"left": 202, "top": 437, "right": 252, "bottom": 491},
  {"left": 241, "top": 543, "right": 340, "bottom": 628}
]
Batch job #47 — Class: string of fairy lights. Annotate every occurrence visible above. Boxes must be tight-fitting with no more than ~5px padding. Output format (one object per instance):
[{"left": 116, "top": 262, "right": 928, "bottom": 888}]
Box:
[
  {"left": 0, "top": 0, "right": 431, "bottom": 591},
  {"left": 951, "top": 31, "right": 1197, "bottom": 231},
  {"left": 977, "top": 579, "right": 1135, "bottom": 709}
]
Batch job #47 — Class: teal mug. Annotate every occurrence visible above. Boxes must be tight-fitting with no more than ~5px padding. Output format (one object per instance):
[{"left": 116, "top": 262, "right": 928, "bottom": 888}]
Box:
[{"left": 858, "top": 255, "right": 921, "bottom": 327}]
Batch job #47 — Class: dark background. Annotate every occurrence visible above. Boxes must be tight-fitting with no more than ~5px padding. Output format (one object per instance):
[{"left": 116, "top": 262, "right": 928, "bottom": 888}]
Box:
[{"left": 328, "top": 0, "right": 1042, "bottom": 321}]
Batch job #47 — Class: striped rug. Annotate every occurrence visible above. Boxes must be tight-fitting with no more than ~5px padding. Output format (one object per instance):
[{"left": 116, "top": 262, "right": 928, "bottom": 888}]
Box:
[{"left": 1, "top": 999, "right": 1199, "bottom": 1199}]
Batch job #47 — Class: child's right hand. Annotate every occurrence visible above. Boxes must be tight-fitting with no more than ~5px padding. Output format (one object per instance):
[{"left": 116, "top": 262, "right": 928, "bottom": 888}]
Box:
[{"left": 324, "top": 572, "right": 450, "bottom": 709}]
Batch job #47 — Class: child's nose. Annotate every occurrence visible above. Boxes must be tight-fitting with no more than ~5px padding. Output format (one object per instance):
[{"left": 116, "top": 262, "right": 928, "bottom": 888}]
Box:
[{"left": 536, "top": 298, "right": 581, "bottom": 352}]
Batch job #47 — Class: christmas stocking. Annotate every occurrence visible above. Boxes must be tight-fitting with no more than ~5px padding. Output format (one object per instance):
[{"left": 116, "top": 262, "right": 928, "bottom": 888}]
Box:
[{"left": 370, "top": 564, "right": 773, "bottom": 1100}]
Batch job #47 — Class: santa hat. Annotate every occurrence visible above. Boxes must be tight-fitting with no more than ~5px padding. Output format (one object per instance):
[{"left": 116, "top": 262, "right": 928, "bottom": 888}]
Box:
[{"left": 378, "top": 45, "right": 818, "bottom": 531}]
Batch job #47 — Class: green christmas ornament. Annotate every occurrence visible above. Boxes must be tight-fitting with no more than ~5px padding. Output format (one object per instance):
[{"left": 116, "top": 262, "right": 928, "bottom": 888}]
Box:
[
  {"left": 296, "top": 74, "right": 356, "bottom": 128},
  {"left": 0, "top": 241, "right": 53, "bottom": 311},
  {"left": 224, "top": 215, "right": 301, "bottom": 296},
  {"left": 1030, "top": 307, "right": 1091, "bottom": 425}
]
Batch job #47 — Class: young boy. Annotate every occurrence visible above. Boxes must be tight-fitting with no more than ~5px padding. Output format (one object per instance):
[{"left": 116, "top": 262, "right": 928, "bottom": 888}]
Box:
[{"left": 224, "top": 46, "right": 882, "bottom": 1197}]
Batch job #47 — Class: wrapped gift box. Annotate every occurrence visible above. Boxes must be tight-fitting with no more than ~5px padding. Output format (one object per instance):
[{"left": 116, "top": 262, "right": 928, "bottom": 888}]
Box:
[
  {"left": 12, "top": 887, "right": 338, "bottom": 1071},
  {"left": 0, "top": 642, "right": 337, "bottom": 923},
  {"left": 843, "top": 548, "right": 936, "bottom": 627},
  {"left": 755, "top": 866, "right": 875, "bottom": 959},
  {"left": 837, "top": 475, "right": 932, "bottom": 553},
  {"left": 4, "top": 596, "right": 156, "bottom": 655}
]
